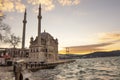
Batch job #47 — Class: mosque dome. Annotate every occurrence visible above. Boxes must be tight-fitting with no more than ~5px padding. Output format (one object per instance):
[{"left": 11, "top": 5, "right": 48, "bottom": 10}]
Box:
[{"left": 41, "top": 31, "right": 54, "bottom": 40}]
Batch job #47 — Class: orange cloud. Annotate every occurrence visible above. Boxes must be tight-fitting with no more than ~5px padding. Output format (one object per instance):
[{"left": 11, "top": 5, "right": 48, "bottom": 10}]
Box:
[
  {"left": 0, "top": 0, "right": 25, "bottom": 13},
  {"left": 0, "top": 0, "right": 14, "bottom": 12},
  {"left": 98, "top": 32, "right": 120, "bottom": 51},
  {"left": 15, "top": 1, "right": 25, "bottom": 12},
  {"left": 0, "top": 0, "right": 80, "bottom": 13},
  {"left": 59, "top": 42, "right": 113, "bottom": 54},
  {"left": 99, "top": 32, "right": 120, "bottom": 43},
  {"left": 73, "top": 0, "right": 80, "bottom": 5},
  {"left": 27, "top": 0, "right": 55, "bottom": 11},
  {"left": 59, "top": 32, "right": 120, "bottom": 54}
]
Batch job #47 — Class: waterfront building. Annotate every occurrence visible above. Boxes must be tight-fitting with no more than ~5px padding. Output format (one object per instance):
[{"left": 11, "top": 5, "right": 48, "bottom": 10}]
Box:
[
  {"left": 29, "top": 5, "right": 59, "bottom": 62},
  {"left": 0, "top": 4, "right": 59, "bottom": 63}
]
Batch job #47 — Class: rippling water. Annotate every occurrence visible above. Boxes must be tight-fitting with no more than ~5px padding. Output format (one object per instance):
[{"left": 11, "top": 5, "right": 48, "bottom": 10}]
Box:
[{"left": 32, "top": 57, "right": 120, "bottom": 80}]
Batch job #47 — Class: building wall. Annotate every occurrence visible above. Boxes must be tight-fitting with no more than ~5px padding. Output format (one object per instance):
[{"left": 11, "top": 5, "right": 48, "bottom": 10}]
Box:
[
  {"left": 29, "top": 32, "right": 58, "bottom": 63},
  {"left": 6, "top": 48, "right": 29, "bottom": 58},
  {"left": 29, "top": 47, "right": 46, "bottom": 62}
]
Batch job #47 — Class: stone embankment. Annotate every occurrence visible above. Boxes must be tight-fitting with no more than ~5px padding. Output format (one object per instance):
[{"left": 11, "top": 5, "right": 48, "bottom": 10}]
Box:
[{"left": 0, "top": 59, "right": 75, "bottom": 80}]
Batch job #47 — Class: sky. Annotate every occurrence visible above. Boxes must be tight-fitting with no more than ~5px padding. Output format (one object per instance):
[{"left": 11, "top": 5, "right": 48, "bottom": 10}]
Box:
[{"left": 0, "top": 0, "right": 120, "bottom": 54}]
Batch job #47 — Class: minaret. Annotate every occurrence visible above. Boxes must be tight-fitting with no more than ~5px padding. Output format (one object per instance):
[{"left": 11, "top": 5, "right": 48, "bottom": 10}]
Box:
[
  {"left": 22, "top": 9, "right": 27, "bottom": 49},
  {"left": 37, "top": 4, "right": 42, "bottom": 45}
]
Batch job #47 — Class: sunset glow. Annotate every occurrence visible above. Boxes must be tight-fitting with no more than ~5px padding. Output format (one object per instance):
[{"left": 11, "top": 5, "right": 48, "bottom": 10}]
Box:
[{"left": 0, "top": 0, "right": 120, "bottom": 55}]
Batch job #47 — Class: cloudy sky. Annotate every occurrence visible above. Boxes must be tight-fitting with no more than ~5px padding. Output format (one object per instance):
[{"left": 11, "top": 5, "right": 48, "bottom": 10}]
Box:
[{"left": 0, "top": 0, "right": 120, "bottom": 54}]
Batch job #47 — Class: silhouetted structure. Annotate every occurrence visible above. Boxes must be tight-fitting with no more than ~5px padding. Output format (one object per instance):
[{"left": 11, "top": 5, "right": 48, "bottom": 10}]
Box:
[{"left": 22, "top": 9, "right": 27, "bottom": 49}]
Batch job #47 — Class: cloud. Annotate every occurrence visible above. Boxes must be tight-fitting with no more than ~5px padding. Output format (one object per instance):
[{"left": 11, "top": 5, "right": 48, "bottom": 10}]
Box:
[
  {"left": 68, "top": 42, "right": 113, "bottom": 49},
  {"left": 15, "top": 1, "right": 26, "bottom": 12},
  {"left": 58, "top": 0, "right": 80, "bottom": 6},
  {"left": 0, "top": 0, "right": 25, "bottom": 13},
  {"left": 27, "top": 0, "right": 55, "bottom": 11},
  {"left": 73, "top": 0, "right": 80, "bottom": 5},
  {"left": 0, "top": 0, "right": 14, "bottom": 12},
  {"left": 0, "top": 0, "right": 80, "bottom": 13},
  {"left": 58, "top": 0, "right": 72, "bottom": 6},
  {"left": 59, "top": 32, "right": 120, "bottom": 54},
  {"left": 59, "top": 42, "right": 113, "bottom": 54},
  {"left": 99, "top": 32, "right": 120, "bottom": 43},
  {"left": 28, "top": 0, "right": 80, "bottom": 11}
]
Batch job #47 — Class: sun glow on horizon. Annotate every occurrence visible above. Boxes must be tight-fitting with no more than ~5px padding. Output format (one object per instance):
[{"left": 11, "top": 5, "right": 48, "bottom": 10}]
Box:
[{"left": 59, "top": 32, "right": 120, "bottom": 55}]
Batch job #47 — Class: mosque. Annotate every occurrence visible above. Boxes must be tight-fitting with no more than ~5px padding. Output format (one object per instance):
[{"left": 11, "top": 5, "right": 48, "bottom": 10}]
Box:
[
  {"left": 29, "top": 5, "right": 59, "bottom": 62},
  {"left": 2, "top": 5, "right": 59, "bottom": 63}
]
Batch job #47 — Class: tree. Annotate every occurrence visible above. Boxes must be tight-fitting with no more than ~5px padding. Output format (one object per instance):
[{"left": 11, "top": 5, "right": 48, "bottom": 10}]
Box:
[
  {"left": 0, "top": 15, "right": 21, "bottom": 48},
  {"left": 0, "top": 15, "right": 11, "bottom": 41},
  {"left": 5, "top": 34, "right": 21, "bottom": 48}
]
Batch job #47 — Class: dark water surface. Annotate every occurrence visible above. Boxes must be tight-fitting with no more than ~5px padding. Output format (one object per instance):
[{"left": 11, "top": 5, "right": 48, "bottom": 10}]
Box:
[{"left": 32, "top": 57, "right": 120, "bottom": 80}]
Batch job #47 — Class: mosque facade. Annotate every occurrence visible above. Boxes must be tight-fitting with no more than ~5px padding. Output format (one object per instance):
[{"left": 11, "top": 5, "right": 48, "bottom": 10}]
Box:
[{"left": 28, "top": 5, "right": 59, "bottom": 62}]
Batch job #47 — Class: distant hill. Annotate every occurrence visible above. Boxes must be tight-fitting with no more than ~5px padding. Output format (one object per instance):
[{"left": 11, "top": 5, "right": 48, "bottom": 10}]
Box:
[{"left": 59, "top": 50, "right": 120, "bottom": 59}]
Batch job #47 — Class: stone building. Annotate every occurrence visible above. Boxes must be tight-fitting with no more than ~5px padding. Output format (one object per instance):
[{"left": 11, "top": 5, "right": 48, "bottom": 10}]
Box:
[
  {"left": 29, "top": 5, "right": 59, "bottom": 63},
  {"left": 0, "top": 5, "right": 58, "bottom": 63},
  {"left": 6, "top": 48, "right": 29, "bottom": 58}
]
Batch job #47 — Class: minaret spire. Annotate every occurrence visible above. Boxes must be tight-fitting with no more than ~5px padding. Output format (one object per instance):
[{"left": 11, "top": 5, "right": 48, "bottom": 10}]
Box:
[
  {"left": 38, "top": 4, "right": 42, "bottom": 45},
  {"left": 22, "top": 9, "right": 27, "bottom": 49}
]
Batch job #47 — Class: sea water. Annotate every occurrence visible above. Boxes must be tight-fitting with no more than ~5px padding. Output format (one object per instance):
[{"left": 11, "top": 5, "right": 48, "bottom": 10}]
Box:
[{"left": 32, "top": 56, "right": 120, "bottom": 80}]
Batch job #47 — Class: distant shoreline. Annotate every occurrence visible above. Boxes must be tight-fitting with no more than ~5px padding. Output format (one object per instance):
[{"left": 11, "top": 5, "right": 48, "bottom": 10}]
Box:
[{"left": 59, "top": 50, "right": 120, "bottom": 59}]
